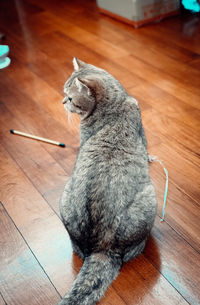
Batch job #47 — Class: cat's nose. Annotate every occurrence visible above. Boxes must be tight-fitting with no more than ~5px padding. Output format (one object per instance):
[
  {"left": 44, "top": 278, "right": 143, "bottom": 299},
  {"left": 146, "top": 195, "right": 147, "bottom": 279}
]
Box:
[{"left": 68, "top": 97, "right": 72, "bottom": 102}]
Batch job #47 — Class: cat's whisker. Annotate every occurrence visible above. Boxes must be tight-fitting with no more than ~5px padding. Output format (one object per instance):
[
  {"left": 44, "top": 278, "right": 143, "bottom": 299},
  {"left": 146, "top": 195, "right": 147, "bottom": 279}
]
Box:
[
  {"left": 71, "top": 113, "right": 77, "bottom": 127},
  {"left": 67, "top": 109, "right": 72, "bottom": 126}
]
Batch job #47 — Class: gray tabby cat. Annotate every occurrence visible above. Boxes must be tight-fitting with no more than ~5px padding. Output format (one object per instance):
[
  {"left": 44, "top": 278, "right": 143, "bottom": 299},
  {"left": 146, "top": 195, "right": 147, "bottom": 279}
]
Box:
[{"left": 58, "top": 58, "right": 157, "bottom": 305}]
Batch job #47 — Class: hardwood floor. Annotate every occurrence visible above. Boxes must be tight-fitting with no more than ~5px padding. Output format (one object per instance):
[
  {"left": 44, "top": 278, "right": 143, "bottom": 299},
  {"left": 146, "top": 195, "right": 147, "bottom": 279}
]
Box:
[{"left": 0, "top": 0, "right": 200, "bottom": 304}]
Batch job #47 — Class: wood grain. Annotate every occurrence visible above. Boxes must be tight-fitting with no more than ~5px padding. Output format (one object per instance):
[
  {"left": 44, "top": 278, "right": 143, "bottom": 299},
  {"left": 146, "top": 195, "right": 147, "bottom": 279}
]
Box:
[
  {"left": 0, "top": 101, "right": 67, "bottom": 214},
  {"left": 0, "top": 0, "right": 200, "bottom": 304},
  {"left": 0, "top": 294, "right": 6, "bottom": 305},
  {"left": 149, "top": 161, "right": 200, "bottom": 252},
  {"left": 146, "top": 219, "right": 200, "bottom": 305},
  {"left": 0, "top": 143, "right": 76, "bottom": 295},
  {"left": 0, "top": 76, "right": 78, "bottom": 174},
  {"left": 0, "top": 201, "right": 60, "bottom": 305}
]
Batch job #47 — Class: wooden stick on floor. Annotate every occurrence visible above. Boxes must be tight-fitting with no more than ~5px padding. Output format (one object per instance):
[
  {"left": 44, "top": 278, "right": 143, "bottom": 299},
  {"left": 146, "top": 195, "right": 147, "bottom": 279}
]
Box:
[{"left": 10, "top": 129, "right": 65, "bottom": 147}]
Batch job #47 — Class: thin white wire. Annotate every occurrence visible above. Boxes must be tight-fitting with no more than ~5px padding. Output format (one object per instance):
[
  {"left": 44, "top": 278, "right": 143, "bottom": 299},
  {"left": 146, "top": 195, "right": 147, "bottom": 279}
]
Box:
[{"left": 149, "top": 155, "right": 169, "bottom": 222}]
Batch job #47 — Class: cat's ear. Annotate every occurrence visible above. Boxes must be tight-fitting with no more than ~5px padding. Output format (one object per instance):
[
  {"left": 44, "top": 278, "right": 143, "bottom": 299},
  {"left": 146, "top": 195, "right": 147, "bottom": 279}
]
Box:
[
  {"left": 75, "top": 78, "right": 91, "bottom": 95},
  {"left": 72, "top": 57, "right": 87, "bottom": 71},
  {"left": 78, "top": 78, "right": 103, "bottom": 98}
]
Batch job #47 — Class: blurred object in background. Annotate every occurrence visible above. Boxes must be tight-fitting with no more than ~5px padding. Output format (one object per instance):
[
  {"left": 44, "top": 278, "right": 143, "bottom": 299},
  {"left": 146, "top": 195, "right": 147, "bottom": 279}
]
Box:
[
  {"left": 181, "top": 0, "right": 200, "bottom": 13},
  {"left": 0, "top": 45, "right": 11, "bottom": 69},
  {"left": 97, "top": 0, "right": 180, "bottom": 28},
  {"left": 180, "top": 0, "right": 200, "bottom": 36}
]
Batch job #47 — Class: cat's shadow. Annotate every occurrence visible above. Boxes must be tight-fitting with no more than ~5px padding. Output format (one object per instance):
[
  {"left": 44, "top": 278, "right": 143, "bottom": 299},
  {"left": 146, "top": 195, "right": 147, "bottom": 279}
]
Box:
[
  {"left": 71, "top": 234, "right": 160, "bottom": 303},
  {"left": 113, "top": 234, "right": 161, "bottom": 302}
]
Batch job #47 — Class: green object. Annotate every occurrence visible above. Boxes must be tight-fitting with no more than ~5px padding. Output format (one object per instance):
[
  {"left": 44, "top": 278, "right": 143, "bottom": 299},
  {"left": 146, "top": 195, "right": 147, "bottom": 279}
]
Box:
[
  {"left": 0, "top": 45, "right": 10, "bottom": 69},
  {"left": 0, "top": 57, "right": 11, "bottom": 69},
  {"left": 182, "top": 0, "right": 200, "bottom": 12},
  {"left": 0, "top": 45, "right": 9, "bottom": 58}
]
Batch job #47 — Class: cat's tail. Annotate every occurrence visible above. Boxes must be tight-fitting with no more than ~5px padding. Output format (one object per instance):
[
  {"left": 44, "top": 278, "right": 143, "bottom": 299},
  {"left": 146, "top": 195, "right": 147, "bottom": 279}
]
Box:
[{"left": 57, "top": 252, "right": 122, "bottom": 305}]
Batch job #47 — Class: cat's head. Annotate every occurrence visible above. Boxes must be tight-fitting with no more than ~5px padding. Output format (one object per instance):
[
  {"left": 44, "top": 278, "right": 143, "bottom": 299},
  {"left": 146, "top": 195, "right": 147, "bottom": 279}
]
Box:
[{"left": 62, "top": 58, "right": 125, "bottom": 120}]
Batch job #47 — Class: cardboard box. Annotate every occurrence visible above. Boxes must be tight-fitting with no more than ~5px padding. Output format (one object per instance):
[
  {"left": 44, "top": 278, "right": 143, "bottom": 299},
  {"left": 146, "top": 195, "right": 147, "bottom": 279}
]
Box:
[{"left": 97, "top": 0, "right": 180, "bottom": 28}]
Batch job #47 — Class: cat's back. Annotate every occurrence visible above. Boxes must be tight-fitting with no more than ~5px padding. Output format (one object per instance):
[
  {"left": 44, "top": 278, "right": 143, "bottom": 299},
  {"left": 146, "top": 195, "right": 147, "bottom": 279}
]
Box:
[
  {"left": 78, "top": 97, "right": 147, "bottom": 166},
  {"left": 73, "top": 98, "right": 150, "bottom": 198}
]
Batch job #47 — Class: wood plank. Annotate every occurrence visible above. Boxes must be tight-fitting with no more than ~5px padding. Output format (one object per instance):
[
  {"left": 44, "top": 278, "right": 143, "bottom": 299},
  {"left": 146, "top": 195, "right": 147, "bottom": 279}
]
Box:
[
  {"left": 124, "top": 26, "right": 198, "bottom": 64},
  {"left": 13, "top": 9, "right": 129, "bottom": 64},
  {"left": 117, "top": 39, "right": 200, "bottom": 91},
  {"left": 30, "top": 11, "right": 200, "bottom": 107},
  {"left": 113, "top": 253, "right": 189, "bottom": 305},
  {"left": 0, "top": 144, "right": 74, "bottom": 296},
  {"left": 127, "top": 21, "right": 200, "bottom": 64},
  {"left": 15, "top": 8, "right": 129, "bottom": 62},
  {"left": 70, "top": 10, "right": 130, "bottom": 45},
  {"left": 149, "top": 141, "right": 199, "bottom": 203},
  {"left": 145, "top": 218, "right": 200, "bottom": 305},
  {"left": 35, "top": 15, "right": 199, "bottom": 111},
  {"left": 145, "top": 18, "right": 200, "bottom": 54},
  {"left": 143, "top": 108, "right": 200, "bottom": 168},
  {"left": 29, "top": 0, "right": 85, "bottom": 17},
  {"left": 0, "top": 202, "right": 60, "bottom": 305},
  {"left": 188, "top": 56, "right": 200, "bottom": 70},
  {"left": 28, "top": 11, "right": 141, "bottom": 88},
  {"left": 0, "top": 0, "right": 43, "bottom": 26},
  {"left": 115, "top": 55, "right": 200, "bottom": 109},
  {"left": 128, "top": 85, "right": 200, "bottom": 168},
  {"left": 77, "top": 6, "right": 200, "bottom": 63},
  {"left": 5, "top": 59, "right": 67, "bottom": 128},
  {"left": 28, "top": 0, "right": 200, "bottom": 57},
  {"left": 0, "top": 27, "right": 71, "bottom": 94},
  {"left": 128, "top": 84, "right": 200, "bottom": 131},
  {"left": 0, "top": 101, "right": 67, "bottom": 215},
  {"left": 149, "top": 160, "right": 200, "bottom": 252},
  {"left": 3, "top": 9, "right": 199, "bottom": 113},
  {"left": 0, "top": 75, "right": 78, "bottom": 175}
]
